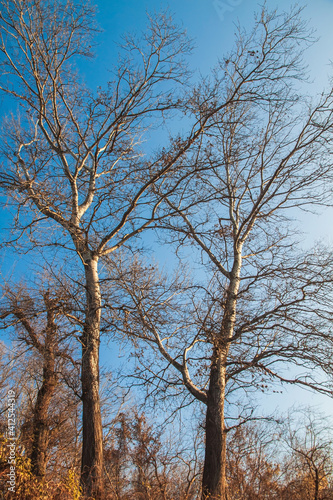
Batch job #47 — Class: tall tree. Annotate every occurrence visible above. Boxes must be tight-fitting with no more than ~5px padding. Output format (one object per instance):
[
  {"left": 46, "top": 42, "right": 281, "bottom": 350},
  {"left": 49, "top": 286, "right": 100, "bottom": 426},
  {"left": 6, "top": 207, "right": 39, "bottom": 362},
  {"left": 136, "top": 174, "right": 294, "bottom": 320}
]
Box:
[
  {"left": 0, "top": 0, "right": 195, "bottom": 496},
  {"left": 109, "top": 8, "right": 333, "bottom": 500}
]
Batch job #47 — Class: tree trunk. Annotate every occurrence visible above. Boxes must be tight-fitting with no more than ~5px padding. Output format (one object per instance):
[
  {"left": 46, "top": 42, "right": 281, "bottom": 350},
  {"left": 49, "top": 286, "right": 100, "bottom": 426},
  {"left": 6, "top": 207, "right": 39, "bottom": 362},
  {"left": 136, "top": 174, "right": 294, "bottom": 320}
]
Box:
[
  {"left": 314, "top": 468, "right": 319, "bottom": 500},
  {"left": 31, "top": 357, "right": 57, "bottom": 477},
  {"left": 81, "top": 256, "right": 104, "bottom": 499},
  {"left": 31, "top": 296, "right": 58, "bottom": 478},
  {"left": 202, "top": 347, "right": 228, "bottom": 500},
  {"left": 202, "top": 257, "right": 241, "bottom": 500}
]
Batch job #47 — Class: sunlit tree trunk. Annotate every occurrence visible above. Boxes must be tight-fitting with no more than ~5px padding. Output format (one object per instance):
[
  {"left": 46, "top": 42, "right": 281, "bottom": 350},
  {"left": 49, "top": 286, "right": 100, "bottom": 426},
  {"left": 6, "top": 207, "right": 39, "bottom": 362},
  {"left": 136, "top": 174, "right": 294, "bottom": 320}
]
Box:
[
  {"left": 81, "top": 256, "right": 104, "bottom": 499},
  {"left": 202, "top": 257, "right": 241, "bottom": 500}
]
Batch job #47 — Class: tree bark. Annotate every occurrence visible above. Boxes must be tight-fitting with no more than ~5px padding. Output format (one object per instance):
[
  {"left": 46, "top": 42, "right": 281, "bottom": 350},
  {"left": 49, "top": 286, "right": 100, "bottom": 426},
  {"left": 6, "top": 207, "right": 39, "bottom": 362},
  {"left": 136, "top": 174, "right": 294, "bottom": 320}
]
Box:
[
  {"left": 31, "top": 294, "right": 58, "bottom": 478},
  {"left": 202, "top": 257, "right": 241, "bottom": 500},
  {"left": 81, "top": 256, "right": 104, "bottom": 499},
  {"left": 31, "top": 355, "right": 57, "bottom": 477},
  {"left": 314, "top": 468, "right": 319, "bottom": 500},
  {"left": 202, "top": 347, "right": 228, "bottom": 500}
]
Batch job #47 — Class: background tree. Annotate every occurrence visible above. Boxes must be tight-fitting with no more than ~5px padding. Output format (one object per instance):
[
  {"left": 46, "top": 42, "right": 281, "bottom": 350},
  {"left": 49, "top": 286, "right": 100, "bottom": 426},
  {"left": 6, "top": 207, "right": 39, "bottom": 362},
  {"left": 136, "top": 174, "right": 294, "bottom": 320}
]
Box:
[
  {"left": 0, "top": 276, "right": 81, "bottom": 481},
  {"left": 280, "top": 411, "right": 333, "bottom": 500},
  {"left": 103, "top": 407, "right": 202, "bottom": 500},
  {"left": 225, "top": 423, "right": 281, "bottom": 499}
]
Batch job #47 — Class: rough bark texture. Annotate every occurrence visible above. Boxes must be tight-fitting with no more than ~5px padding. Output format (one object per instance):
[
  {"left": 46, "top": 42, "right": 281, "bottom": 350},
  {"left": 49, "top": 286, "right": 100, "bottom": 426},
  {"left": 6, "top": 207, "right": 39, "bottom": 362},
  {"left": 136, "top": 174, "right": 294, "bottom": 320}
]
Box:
[
  {"left": 314, "top": 469, "right": 319, "bottom": 500},
  {"left": 30, "top": 294, "right": 58, "bottom": 478},
  {"left": 81, "top": 257, "right": 104, "bottom": 499},
  {"left": 202, "top": 348, "right": 228, "bottom": 500},
  {"left": 31, "top": 355, "right": 57, "bottom": 477},
  {"left": 202, "top": 254, "right": 241, "bottom": 500}
]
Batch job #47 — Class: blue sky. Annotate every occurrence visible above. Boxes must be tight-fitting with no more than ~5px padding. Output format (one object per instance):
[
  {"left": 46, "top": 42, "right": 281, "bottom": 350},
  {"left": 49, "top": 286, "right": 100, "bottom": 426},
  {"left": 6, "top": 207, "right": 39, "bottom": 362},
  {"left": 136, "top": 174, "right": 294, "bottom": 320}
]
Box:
[
  {"left": 91, "top": 0, "right": 333, "bottom": 87},
  {"left": 90, "top": 0, "right": 333, "bottom": 418},
  {"left": 2, "top": 0, "right": 333, "bottom": 420},
  {"left": 88, "top": 0, "right": 333, "bottom": 250},
  {"left": 88, "top": 0, "right": 333, "bottom": 251}
]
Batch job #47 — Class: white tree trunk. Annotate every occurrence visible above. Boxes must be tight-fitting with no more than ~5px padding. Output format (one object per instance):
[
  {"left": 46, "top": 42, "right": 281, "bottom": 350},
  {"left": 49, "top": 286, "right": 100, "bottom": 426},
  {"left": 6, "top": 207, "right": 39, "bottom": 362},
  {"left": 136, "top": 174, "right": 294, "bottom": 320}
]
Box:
[{"left": 81, "top": 257, "right": 104, "bottom": 499}]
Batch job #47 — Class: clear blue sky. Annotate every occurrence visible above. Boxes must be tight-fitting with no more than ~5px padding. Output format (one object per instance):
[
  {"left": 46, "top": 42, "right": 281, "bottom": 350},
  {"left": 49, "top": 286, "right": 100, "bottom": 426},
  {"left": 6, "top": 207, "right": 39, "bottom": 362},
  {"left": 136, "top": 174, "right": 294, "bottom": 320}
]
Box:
[
  {"left": 91, "top": 0, "right": 333, "bottom": 88},
  {"left": 2, "top": 0, "right": 333, "bottom": 420},
  {"left": 90, "top": 0, "right": 333, "bottom": 418},
  {"left": 90, "top": 0, "right": 333, "bottom": 247}
]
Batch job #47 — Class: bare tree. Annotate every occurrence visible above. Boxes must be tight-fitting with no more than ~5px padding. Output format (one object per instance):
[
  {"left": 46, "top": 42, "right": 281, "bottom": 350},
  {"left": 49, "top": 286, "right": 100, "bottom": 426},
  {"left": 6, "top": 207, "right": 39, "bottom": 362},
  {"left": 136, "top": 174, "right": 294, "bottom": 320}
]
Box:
[
  {"left": 0, "top": 0, "right": 200, "bottom": 496},
  {"left": 225, "top": 422, "right": 281, "bottom": 499},
  {"left": 103, "top": 407, "right": 202, "bottom": 500},
  {"left": 108, "top": 7, "right": 333, "bottom": 500},
  {"left": 0, "top": 277, "right": 81, "bottom": 479},
  {"left": 280, "top": 411, "right": 333, "bottom": 500},
  {"left": 2, "top": 2, "right": 333, "bottom": 498}
]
